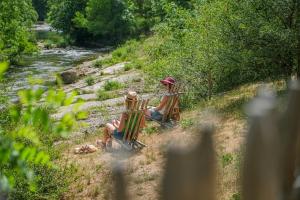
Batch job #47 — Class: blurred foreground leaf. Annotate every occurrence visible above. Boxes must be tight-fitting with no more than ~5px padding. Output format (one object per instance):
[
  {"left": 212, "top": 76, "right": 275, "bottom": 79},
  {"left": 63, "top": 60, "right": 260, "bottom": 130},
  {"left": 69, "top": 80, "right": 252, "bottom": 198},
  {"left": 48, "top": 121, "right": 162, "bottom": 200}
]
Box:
[{"left": 0, "top": 62, "right": 8, "bottom": 79}]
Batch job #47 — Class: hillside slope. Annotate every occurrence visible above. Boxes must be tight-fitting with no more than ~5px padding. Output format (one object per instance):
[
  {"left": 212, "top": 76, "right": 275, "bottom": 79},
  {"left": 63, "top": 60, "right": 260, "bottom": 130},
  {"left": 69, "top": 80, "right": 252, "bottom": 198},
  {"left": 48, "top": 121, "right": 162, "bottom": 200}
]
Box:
[{"left": 52, "top": 61, "right": 286, "bottom": 200}]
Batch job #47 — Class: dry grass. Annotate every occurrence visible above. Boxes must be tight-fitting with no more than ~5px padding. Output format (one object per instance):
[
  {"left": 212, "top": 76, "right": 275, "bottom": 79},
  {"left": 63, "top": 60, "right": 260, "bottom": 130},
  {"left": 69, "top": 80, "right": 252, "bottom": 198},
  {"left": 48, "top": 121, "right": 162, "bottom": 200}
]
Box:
[{"left": 55, "top": 80, "right": 287, "bottom": 200}]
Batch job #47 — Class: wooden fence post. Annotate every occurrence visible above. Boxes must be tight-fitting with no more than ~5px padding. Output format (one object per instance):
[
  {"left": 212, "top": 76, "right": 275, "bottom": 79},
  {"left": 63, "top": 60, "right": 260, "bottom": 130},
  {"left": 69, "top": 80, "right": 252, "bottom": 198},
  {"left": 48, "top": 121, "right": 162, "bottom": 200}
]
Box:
[
  {"left": 161, "top": 126, "right": 216, "bottom": 200},
  {"left": 279, "top": 81, "right": 300, "bottom": 198},
  {"left": 242, "top": 88, "right": 281, "bottom": 200}
]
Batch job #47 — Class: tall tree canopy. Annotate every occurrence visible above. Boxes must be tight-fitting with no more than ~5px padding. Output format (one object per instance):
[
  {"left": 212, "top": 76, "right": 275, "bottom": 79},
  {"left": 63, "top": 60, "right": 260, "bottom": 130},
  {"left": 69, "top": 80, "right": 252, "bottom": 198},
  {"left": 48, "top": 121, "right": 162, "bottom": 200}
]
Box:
[
  {"left": 0, "top": 0, "right": 37, "bottom": 63},
  {"left": 47, "top": 0, "right": 90, "bottom": 44},
  {"left": 47, "top": 0, "right": 194, "bottom": 44},
  {"left": 142, "top": 0, "right": 300, "bottom": 103}
]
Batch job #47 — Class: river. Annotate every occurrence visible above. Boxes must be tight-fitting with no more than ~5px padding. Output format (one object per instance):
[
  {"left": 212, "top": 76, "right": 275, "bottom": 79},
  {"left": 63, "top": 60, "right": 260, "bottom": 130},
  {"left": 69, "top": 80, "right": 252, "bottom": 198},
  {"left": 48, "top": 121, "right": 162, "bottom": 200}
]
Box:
[{"left": 3, "top": 23, "right": 101, "bottom": 102}]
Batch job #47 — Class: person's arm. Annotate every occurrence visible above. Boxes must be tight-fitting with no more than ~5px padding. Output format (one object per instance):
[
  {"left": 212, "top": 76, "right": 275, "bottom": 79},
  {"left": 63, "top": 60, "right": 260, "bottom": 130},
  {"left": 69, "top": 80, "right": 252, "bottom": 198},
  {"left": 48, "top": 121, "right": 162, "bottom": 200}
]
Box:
[
  {"left": 112, "top": 119, "right": 119, "bottom": 128},
  {"left": 155, "top": 96, "right": 169, "bottom": 111},
  {"left": 117, "top": 113, "right": 127, "bottom": 132}
]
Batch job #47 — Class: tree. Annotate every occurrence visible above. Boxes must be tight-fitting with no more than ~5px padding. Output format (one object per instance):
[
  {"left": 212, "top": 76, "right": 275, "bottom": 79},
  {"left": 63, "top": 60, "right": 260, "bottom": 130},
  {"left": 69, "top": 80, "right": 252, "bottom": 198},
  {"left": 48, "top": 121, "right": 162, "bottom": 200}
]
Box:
[
  {"left": 0, "top": 0, "right": 37, "bottom": 63},
  {"left": 74, "top": 0, "right": 134, "bottom": 42},
  {"left": 216, "top": 0, "right": 299, "bottom": 83},
  {"left": 47, "top": 0, "right": 90, "bottom": 44}
]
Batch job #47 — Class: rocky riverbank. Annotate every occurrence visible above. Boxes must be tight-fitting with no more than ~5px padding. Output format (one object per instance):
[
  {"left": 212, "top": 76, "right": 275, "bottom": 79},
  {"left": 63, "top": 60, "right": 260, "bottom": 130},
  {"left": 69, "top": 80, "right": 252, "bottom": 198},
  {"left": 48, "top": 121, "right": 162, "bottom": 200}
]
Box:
[{"left": 53, "top": 57, "right": 155, "bottom": 136}]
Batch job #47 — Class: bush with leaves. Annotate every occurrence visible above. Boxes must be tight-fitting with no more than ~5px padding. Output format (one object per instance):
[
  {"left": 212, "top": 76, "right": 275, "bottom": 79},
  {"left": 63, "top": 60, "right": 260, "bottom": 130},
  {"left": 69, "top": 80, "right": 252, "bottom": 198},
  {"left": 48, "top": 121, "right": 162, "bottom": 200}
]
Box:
[
  {"left": 0, "top": 62, "right": 86, "bottom": 197},
  {"left": 0, "top": 0, "right": 38, "bottom": 63},
  {"left": 47, "top": 0, "right": 90, "bottom": 44},
  {"left": 141, "top": 0, "right": 300, "bottom": 107}
]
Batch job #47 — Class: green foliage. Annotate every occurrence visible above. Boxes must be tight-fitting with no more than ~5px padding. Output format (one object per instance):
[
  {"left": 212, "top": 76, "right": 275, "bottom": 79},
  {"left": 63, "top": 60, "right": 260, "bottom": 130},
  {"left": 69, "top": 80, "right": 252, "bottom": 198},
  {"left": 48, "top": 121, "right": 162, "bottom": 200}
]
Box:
[
  {"left": 104, "top": 81, "right": 123, "bottom": 91},
  {"left": 134, "top": 0, "right": 300, "bottom": 108},
  {"left": 93, "top": 60, "right": 104, "bottom": 68},
  {"left": 124, "top": 63, "right": 133, "bottom": 71},
  {"left": 43, "top": 33, "right": 69, "bottom": 49},
  {"left": 47, "top": 0, "right": 194, "bottom": 43},
  {"left": 180, "top": 118, "right": 193, "bottom": 129},
  {"left": 221, "top": 153, "right": 234, "bottom": 168},
  {"left": 231, "top": 193, "right": 241, "bottom": 200},
  {"left": 144, "top": 125, "right": 158, "bottom": 135},
  {"left": 97, "top": 90, "right": 117, "bottom": 101},
  {"left": 0, "top": 62, "right": 8, "bottom": 79},
  {"left": 9, "top": 164, "right": 76, "bottom": 200},
  {"left": 0, "top": 65, "right": 82, "bottom": 194},
  {"left": 85, "top": 76, "right": 95, "bottom": 86},
  {"left": 0, "top": 0, "right": 38, "bottom": 62},
  {"left": 47, "top": 0, "right": 90, "bottom": 44},
  {"left": 102, "top": 39, "right": 145, "bottom": 68},
  {"left": 74, "top": 0, "right": 134, "bottom": 42}
]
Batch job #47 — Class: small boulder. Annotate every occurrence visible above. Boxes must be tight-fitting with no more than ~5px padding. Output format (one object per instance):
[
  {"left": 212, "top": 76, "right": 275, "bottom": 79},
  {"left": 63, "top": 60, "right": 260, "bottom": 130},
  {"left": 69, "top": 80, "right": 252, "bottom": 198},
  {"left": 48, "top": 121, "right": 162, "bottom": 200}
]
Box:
[{"left": 60, "top": 70, "right": 78, "bottom": 84}]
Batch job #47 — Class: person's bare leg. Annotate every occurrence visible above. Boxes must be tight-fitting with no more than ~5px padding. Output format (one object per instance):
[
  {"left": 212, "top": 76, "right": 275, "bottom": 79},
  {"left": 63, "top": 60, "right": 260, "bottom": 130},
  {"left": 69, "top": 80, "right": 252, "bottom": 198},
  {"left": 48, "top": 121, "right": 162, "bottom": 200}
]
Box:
[
  {"left": 105, "top": 123, "right": 115, "bottom": 146},
  {"left": 100, "top": 123, "right": 115, "bottom": 147}
]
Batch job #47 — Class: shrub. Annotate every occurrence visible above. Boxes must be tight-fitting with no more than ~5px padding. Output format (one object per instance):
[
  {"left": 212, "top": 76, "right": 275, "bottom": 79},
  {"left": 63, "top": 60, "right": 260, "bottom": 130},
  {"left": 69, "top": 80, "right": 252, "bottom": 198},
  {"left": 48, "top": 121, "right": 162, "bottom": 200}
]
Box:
[
  {"left": 9, "top": 164, "right": 76, "bottom": 200},
  {"left": 124, "top": 63, "right": 133, "bottom": 71},
  {"left": 97, "top": 90, "right": 117, "bottom": 101},
  {"left": 124, "top": 60, "right": 143, "bottom": 71},
  {"left": 93, "top": 60, "right": 103, "bottom": 68},
  {"left": 112, "top": 40, "right": 139, "bottom": 61},
  {"left": 104, "top": 81, "right": 123, "bottom": 91},
  {"left": 85, "top": 76, "right": 95, "bottom": 86}
]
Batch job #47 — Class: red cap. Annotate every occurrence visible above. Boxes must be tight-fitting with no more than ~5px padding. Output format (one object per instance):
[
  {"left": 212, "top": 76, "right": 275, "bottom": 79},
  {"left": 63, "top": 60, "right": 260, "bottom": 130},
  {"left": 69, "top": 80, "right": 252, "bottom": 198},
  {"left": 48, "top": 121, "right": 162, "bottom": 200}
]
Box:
[{"left": 160, "top": 77, "right": 176, "bottom": 86}]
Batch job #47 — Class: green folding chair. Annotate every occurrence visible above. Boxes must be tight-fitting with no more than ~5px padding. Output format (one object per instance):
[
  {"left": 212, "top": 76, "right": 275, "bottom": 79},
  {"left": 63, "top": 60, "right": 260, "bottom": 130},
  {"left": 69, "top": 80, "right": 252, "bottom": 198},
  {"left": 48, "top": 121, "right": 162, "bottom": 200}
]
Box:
[
  {"left": 161, "top": 83, "right": 181, "bottom": 124},
  {"left": 113, "top": 98, "right": 149, "bottom": 151},
  {"left": 149, "top": 83, "right": 181, "bottom": 128}
]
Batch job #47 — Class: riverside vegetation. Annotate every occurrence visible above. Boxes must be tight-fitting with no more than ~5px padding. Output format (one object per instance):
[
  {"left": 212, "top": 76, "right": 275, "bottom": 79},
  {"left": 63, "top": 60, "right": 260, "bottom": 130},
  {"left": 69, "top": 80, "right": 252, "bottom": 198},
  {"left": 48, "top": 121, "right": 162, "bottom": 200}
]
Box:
[{"left": 1, "top": 0, "right": 300, "bottom": 199}]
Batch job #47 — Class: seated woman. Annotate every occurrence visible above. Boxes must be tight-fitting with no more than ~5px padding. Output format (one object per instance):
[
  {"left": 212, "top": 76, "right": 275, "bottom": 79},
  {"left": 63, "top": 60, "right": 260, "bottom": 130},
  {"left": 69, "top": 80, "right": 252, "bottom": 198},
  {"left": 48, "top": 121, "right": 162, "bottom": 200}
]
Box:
[
  {"left": 98, "top": 91, "right": 145, "bottom": 149},
  {"left": 146, "top": 76, "right": 176, "bottom": 121}
]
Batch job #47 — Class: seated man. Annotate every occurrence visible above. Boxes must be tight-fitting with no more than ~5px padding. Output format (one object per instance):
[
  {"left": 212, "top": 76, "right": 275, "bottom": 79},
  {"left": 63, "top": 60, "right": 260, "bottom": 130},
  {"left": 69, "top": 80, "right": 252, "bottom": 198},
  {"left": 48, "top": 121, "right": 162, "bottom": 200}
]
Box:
[
  {"left": 146, "top": 76, "right": 176, "bottom": 121},
  {"left": 98, "top": 91, "right": 145, "bottom": 149}
]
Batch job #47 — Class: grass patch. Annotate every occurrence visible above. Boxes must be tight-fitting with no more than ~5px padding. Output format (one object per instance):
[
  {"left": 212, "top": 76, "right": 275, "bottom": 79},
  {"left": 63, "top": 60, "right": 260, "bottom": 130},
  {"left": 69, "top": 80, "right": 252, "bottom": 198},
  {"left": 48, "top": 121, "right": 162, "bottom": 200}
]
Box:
[
  {"left": 85, "top": 76, "right": 95, "bottom": 86},
  {"left": 93, "top": 60, "right": 103, "bottom": 68},
  {"left": 231, "top": 193, "right": 241, "bottom": 200},
  {"left": 124, "top": 63, "right": 133, "bottom": 71},
  {"left": 104, "top": 81, "right": 123, "bottom": 91},
  {"left": 97, "top": 39, "right": 147, "bottom": 69},
  {"left": 221, "top": 153, "right": 234, "bottom": 168},
  {"left": 144, "top": 125, "right": 158, "bottom": 135},
  {"left": 97, "top": 90, "right": 118, "bottom": 101},
  {"left": 194, "top": 81, "right": 287, "bottom": 119},
  {"left": 180, "top": 118, "right": 194, "bottom": 129},
  {"left": 8, "top": 155, "right": 77, "bottom": 200},
  {"left": 124, "top": 60, "right": 143, "bottom": 71}
]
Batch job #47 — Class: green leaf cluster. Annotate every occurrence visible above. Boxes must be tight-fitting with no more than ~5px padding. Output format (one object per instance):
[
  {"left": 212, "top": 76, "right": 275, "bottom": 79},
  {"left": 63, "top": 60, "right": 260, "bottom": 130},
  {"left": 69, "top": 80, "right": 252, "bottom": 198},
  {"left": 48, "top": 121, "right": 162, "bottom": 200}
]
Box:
[
  {"left": 0, "top": 67, "right": 84, "bottom": 194},
  {"left": 47, "top": 0, "right": 193, "bottom": 44},
  {"left": 0, "top": 0, "right": 38, "bottom": 63},
  {"left": 141, "top": 0, "right": 300, "bottom": 106}
]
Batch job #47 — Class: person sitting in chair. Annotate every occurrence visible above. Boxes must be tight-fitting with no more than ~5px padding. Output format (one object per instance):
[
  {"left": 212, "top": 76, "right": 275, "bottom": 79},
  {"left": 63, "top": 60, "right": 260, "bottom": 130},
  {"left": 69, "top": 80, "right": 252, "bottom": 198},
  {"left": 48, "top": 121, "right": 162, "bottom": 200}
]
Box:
[
  {"left": 146, "top": 76, "right": 176, "bottom": 122},
  {"left": 98, "top": 91, "right": 145, "bottom": 149}
]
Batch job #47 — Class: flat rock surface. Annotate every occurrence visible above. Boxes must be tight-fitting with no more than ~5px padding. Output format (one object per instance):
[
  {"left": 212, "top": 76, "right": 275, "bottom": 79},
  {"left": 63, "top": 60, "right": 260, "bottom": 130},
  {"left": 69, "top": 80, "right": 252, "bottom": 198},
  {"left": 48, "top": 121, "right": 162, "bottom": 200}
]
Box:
[
  {"left": 52, "top": 60, "right": 155, "bottom": 138},
  {"left": 99, "top": 62, "right": 128, "bottom": 75},
  {"left": 52, "top": 93, "right": 153, "bottom": 120}
]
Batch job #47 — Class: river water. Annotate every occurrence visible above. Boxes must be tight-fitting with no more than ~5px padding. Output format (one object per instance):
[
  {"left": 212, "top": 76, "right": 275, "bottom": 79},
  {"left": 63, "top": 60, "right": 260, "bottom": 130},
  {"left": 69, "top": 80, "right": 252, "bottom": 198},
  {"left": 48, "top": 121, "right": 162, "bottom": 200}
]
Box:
[{"left": 3, "top": 24, "right": 100, "bottom": 102}]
